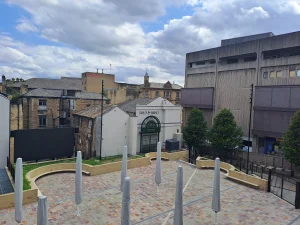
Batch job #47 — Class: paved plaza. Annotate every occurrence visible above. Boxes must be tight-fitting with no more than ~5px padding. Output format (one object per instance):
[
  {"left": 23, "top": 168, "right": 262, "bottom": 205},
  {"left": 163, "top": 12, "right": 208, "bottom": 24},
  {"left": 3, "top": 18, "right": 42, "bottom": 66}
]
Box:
[{"left": 0, "top": 161, "right": 300, "bottom": 224}]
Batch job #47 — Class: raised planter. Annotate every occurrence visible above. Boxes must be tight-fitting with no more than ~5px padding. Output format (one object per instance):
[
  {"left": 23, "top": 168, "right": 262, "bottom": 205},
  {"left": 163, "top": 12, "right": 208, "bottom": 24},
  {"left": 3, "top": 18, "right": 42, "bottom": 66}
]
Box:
[{"left": 196, "top": 157, "right": 268, "bottom": 191}]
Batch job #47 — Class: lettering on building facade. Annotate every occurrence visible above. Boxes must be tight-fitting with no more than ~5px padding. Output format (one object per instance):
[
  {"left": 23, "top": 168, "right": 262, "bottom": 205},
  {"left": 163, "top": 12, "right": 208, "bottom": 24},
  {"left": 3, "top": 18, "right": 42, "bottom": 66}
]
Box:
[{"left": 139, "top": 111, "right": 159, "bottom": 115}]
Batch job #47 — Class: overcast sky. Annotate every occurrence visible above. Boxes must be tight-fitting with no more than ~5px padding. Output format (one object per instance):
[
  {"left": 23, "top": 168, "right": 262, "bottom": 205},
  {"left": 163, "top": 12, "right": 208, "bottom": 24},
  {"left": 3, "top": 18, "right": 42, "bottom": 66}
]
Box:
[{"left": 1, "top": 0, "right": 300, "bottom": 86}]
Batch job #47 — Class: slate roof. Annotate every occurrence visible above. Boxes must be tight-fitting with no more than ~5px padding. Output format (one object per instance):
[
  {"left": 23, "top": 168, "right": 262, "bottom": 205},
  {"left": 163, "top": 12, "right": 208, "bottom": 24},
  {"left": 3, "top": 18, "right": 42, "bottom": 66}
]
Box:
[
  {"left": 8, "top": 78, "right": 82, "bottom": 90},
  {"left": 140, "top": 82, "right": 182, "bottom": 90},
  {"left": 73, "top": 105, "right": 115, "bottom": 118},
  {"left": 118, "top": 98, "right": 156, "bottom": 116},
  {"left": 22, "top": 88, "right": 61, "bottom": 98},
  {"left": 75, "top": 92, "right": 107, "bottom": 100}
]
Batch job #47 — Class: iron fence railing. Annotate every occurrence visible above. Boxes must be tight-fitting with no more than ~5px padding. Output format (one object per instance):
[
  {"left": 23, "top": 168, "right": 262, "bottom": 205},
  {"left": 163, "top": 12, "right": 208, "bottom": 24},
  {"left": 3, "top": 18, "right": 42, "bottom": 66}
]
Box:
[{"left": 192, "top": 146, "right": 300, "bottom": 209}]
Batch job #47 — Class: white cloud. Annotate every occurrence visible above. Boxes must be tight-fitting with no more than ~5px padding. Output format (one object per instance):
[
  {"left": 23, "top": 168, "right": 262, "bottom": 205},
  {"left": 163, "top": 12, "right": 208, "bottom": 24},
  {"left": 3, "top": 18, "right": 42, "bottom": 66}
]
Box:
[
  {"left": 1, "top": 0, "right": 300, "bottom": 87},
  {"left": 16, "top": 17, "right": 38, "bottom": 33}
]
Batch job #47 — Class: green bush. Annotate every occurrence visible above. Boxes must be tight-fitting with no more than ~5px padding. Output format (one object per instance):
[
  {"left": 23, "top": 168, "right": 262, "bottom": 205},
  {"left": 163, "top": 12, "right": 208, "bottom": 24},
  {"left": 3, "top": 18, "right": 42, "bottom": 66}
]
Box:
[
  {"left": 209, "top": 108, "right": 243, "bottom": 152},
  {"left": 281, "top": 110, "right": 300, "bottom": 166},
  {"left": 182, "top": 108, "right": 208, "bottom": 149}
]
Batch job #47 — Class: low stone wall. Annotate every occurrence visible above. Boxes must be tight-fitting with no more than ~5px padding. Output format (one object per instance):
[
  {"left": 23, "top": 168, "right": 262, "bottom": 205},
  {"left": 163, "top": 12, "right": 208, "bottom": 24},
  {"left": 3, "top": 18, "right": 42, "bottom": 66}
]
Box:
[
  {"left": 196, "top": 158, "right": 268, "bottom": 191},
  {"left": 0, "top": 189, "right": 38, "bottom": 210},
  {"left": 145, "top": 150, "right": 189, "bottom": 162},
  {"left": 1, "top": 152, "right": 186, "bottom": 210},
  {"left": 89, "top": 157, "right": 151, "bottom": 176}
]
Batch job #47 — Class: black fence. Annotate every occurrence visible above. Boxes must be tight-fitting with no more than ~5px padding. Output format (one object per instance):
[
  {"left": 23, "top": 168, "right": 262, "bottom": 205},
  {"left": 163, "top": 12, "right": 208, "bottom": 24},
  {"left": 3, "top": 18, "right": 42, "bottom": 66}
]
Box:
[
  {"left": 193, "top": 146, "right": 300, "bottom": 208},
  {"left": 11, "top": 128, "right": 75, "bottom": 162},
  {"left": 7, "top": 157, "right": 15, "bottom": 181}
]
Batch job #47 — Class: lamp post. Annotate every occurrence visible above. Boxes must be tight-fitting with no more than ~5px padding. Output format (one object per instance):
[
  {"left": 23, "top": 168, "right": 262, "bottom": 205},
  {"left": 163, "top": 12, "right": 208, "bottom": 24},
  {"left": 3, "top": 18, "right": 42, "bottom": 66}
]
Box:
[
  {"left": 100, "top": 80, "right": 104, "bottom": 160},
  {"left": 247, "top": 84, "right": 253, "bottom": 174}
]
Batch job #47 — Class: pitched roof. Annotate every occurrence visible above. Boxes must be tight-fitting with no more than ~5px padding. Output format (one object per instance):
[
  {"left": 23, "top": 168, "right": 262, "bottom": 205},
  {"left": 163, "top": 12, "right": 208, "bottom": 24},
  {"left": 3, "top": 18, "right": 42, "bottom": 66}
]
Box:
[
  {"left": 73, "top": 105, "right": 115, "bottom": 118},
  {"left": 8, "top": 78, "right": 82, "bottom": 90},
  {"left": 118, "top": 98, "right": 155, "bottom": 116},
  {"left": 75, "top": 92, "right": 107, "bottom": 100},
  {"left": 22, "top": 88, "right": 61, "bottom": 98},
  {"left": 140, "top": 82, "right": 182, "bottom": 90}
]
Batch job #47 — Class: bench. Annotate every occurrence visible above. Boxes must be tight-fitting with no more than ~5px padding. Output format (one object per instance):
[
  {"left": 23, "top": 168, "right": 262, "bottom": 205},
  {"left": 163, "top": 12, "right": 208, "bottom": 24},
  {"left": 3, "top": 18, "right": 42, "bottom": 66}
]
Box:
[{"left": 224, "top": 174, "right": 259, "bottom": 189}]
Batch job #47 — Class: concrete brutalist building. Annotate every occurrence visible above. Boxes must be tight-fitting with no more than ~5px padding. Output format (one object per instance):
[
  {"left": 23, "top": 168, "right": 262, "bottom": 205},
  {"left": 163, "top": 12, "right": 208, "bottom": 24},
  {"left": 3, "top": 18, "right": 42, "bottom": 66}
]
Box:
[{"left": 181, "top": 31, "right": 300, "bottom": 154}]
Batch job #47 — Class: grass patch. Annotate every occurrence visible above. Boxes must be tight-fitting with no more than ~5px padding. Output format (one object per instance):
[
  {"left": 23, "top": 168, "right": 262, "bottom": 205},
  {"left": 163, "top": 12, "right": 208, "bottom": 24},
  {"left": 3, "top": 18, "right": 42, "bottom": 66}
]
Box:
[{"left": 20, "top": 155, "right": 143, "bottom": 190}]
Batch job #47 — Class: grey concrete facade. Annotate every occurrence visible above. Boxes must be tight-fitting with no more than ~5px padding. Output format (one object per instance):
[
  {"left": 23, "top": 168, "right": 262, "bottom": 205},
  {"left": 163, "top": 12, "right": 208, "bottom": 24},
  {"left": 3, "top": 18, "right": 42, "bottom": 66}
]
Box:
[{"left": 182, "top": 31, "right": 300, "bottom": 153}]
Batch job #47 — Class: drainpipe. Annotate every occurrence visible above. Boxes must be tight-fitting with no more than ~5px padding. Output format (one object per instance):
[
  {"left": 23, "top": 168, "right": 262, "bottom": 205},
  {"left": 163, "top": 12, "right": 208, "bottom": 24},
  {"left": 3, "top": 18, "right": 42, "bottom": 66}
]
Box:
[
  {"left": 17, "top": 102, "right": 19, "bottom": 130},
  {"left": 27, "top": 97, "right": 29, "bottom": 129}
]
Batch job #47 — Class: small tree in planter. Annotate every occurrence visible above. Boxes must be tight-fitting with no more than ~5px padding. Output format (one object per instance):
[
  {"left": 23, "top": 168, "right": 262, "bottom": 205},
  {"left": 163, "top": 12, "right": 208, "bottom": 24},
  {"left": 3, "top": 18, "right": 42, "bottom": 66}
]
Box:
[
  {"left": 281, "top": 110, "right": 300, "bottom": 167},
  {"left": 182, "top": 108, "right": 208, "bottom": 152},
  {"left": 209, "top": 108, "right": 243, "bottom": 152}
]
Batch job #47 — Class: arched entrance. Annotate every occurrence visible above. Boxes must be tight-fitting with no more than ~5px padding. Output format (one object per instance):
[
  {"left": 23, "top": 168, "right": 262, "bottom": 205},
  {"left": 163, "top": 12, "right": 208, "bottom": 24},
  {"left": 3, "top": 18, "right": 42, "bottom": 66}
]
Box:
[{"left": 140, "top": 116, "right": 161, "bottom": 153}]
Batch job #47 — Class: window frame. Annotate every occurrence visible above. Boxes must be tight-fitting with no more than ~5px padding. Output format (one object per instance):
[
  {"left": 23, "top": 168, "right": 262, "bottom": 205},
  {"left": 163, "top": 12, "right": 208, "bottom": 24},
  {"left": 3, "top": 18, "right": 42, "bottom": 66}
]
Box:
[
  {"left": 39, "top": 100, "right": 47, "bottom": 106},
  {"left": 276, "top": 71, "right": 282, "bottom": 78},
  {"left": 269, "top": 71, "right": 276, "bottom": 78},
  {"left": 164, "top": 91, "right": 171, "bottom": 98},
  {"left": 290, "top": 70, "right": 296, "bottom": 78},
  {"left": 88, "top": 120, "right": 92, "bottom": 129},
  {"left": 263, "top": 71, "right": 269, "bottom": 79},
  {"left": 39, "top": 116, "right": 47, "bottom": 128}
]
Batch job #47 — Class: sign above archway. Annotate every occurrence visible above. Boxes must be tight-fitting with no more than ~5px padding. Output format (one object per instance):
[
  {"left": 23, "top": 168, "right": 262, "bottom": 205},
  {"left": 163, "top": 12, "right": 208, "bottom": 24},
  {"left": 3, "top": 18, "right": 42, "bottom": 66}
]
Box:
[{"left": 141, "top": 116, "right": 161, "bottom": 134}]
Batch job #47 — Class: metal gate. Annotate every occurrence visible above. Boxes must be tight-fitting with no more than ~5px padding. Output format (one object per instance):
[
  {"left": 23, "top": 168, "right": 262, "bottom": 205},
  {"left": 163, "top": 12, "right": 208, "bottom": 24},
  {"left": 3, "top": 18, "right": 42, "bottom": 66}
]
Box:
[
  {"left": 141, "top": 134, "right": 158, "bottom": 153},
  {"left": 270, "top": 170, "right": 297, "bottom": 206}
]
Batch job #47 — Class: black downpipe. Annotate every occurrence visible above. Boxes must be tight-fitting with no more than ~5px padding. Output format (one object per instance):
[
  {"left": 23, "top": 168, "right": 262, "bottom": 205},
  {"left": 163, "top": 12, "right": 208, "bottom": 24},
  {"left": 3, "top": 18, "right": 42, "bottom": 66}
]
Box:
[
  {"left": 27, "top": 97, "right": 29, "bottom": 129},
  {"left": 247, "top": 84, "right": 253, "bottom": 174},
  {"left": 99, "top": 80, "right": 104, "bottom": 160}
]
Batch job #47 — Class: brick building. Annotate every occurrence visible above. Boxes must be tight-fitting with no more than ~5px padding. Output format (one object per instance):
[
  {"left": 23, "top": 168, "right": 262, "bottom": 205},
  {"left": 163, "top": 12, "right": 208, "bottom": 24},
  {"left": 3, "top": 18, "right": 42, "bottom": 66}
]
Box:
[
  {"left": 82, "top": 72, "right": 140, "bottom": 104},
  {"left": 22, "top": 88, "right": 107, "bottom": 129},
  {"left": 139, "top": 72, "right": 182, "bottom": 104}
]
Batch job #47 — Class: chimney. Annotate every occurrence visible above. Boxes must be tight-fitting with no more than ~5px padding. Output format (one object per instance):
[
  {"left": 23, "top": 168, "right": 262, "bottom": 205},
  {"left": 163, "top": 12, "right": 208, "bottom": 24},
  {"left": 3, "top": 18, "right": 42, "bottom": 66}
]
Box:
[
  {"left": 97, "top": 69, "right": 98, "bottom": 73},
  {"left": 2, "top": 75, "right": 6, "bottom": 93}
]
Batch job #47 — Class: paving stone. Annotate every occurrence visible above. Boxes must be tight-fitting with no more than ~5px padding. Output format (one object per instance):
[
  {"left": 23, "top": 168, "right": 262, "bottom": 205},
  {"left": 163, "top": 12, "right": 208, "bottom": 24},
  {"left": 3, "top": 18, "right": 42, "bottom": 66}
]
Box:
[{"left": 0, "top": 161, "right": 299, "bottom": 224}]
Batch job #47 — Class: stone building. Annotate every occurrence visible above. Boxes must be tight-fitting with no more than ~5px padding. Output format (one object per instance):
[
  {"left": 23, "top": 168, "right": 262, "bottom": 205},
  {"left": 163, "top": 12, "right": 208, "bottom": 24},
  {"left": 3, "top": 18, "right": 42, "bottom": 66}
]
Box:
[
  {"left": 73, "top": 97, "right": 182, "bottom": 158},
  {"left": 139, "top": 72, "right": 182, "bottom": 104},
  {"left": 22, "top": 88, "right": 107, "bottom": 129},
  {"left": 182, "top": 31, "right": 300, "bottom": 153},
  {"left": 82, "top": 72, "right": 139, "bottom": 104}
]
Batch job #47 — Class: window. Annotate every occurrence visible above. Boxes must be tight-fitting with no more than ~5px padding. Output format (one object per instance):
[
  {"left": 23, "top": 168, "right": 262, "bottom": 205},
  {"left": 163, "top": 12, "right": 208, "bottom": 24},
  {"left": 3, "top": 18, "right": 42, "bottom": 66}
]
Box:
[
  {"left": 189, "top": 63, "right": 192, "bottom": 68},
  {"left": 156, "top": 91, "right": 159, "bottom": 97},
  {"left": 269, "top": 71, "right": 276, "bottom": 78},
  {"left": 209, "top": 60, "right": 216, "bottom": 64},
  {"left": 77, "top": 136, "right": 81, "bottom": 144},
  {"left": 276, "top": 71, "right": 282, "bottom": 78},
  {"left": 145, "top": 91, "right": 149, "bottom": 97},
  {"left": 227, "top": 58, "right": 238, "bottom": 64},
  {"left": 290, "top": 70, "right": 296, "bottom": 77},
  {"left": 39, "top": 116, "right": 46, "bottom": 127},
  {"left": 164, "top": 92, "right": 171, "bottom": 98},
  {"left": 176, "top": 92, "right": 180, "bottom": 99},
  {"left": 39, "top": 100, "right": 47, "bottom": 106},
  {"left": 69, "top": 99, "right": 76, "bottom": 110},
  {"left": 263, "top": 72, "right": 269, "bottom": 79},
  {"left": 88, "top": 120, "right": 92, "bottom": 129},
  {"left": 79, "top": 118, "right": 82, "bottom": 127},
  {"left": 195, "top": 61, "right": 205, "bottom": 65},
  {"left": 297, "top": 70, "right": 300, "bottom": 77}
]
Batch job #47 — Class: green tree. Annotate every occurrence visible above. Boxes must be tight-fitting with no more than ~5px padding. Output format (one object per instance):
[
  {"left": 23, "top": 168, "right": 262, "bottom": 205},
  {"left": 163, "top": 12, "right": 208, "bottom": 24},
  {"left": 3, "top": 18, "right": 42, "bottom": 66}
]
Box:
[
  {"left": 281, "top": 110, "right": 300, "bottom": 166},
  {"left": 182, "top": 108, "right": 208, "bottom": 149},
  {"left": 209, "top": 108, "right": 243, "bottom": 151}
]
